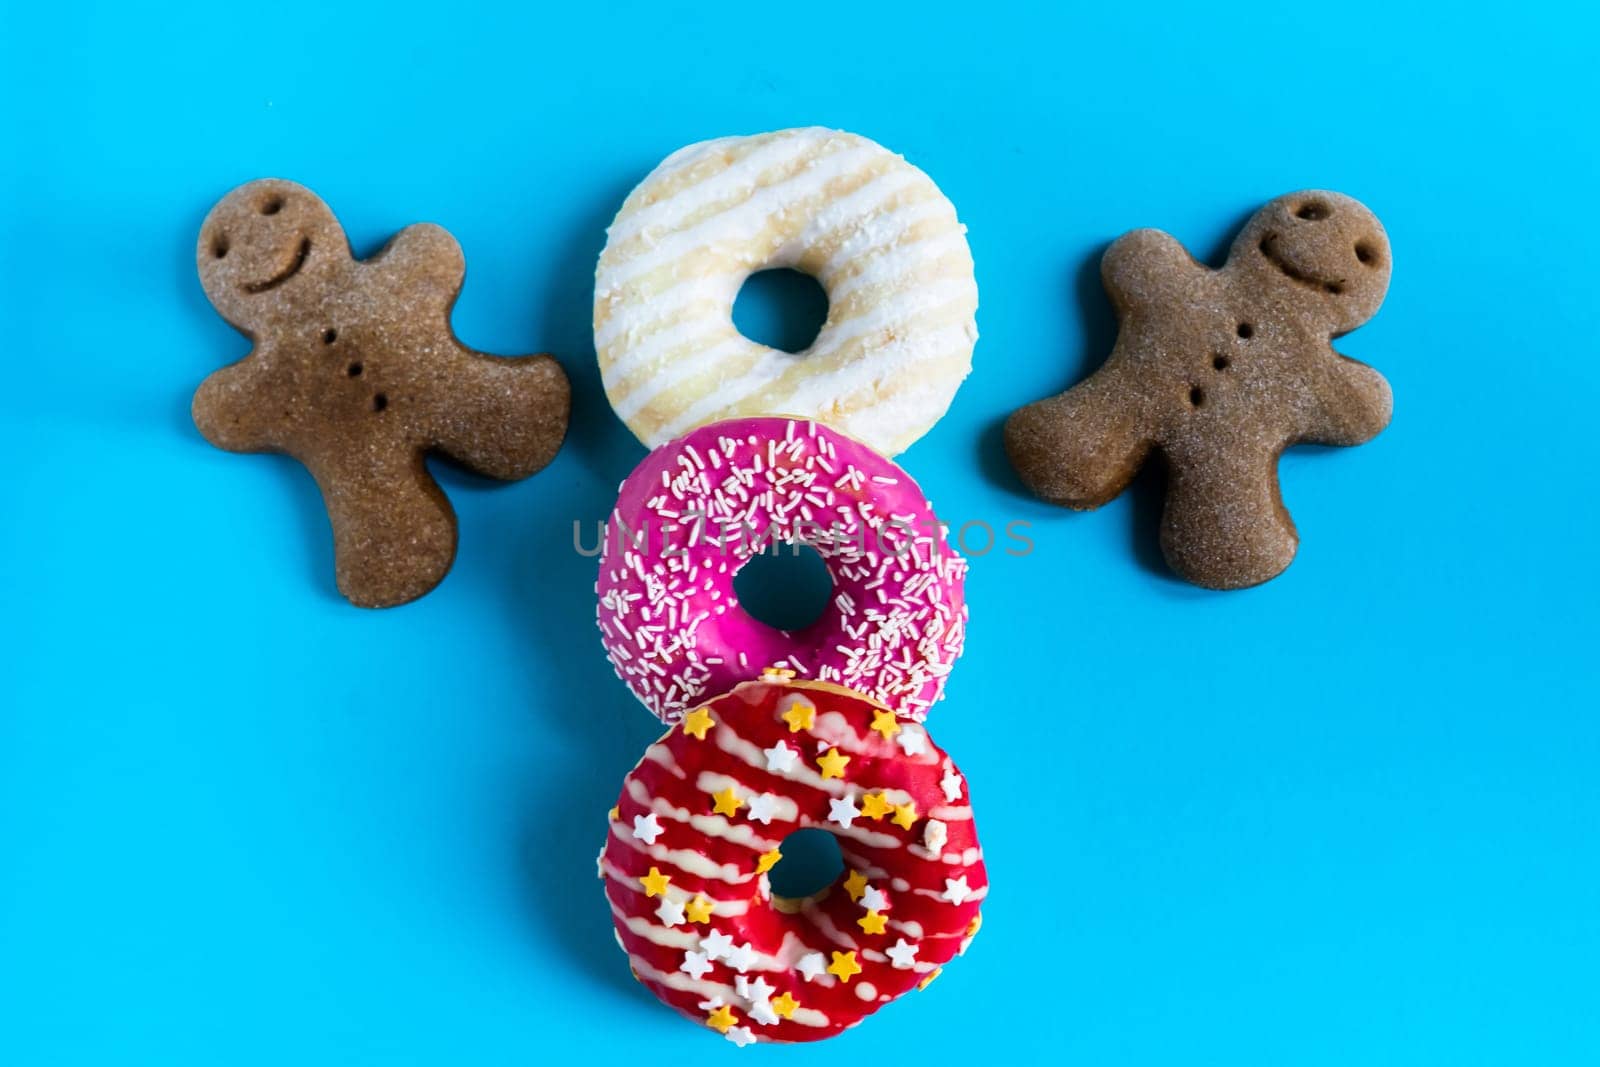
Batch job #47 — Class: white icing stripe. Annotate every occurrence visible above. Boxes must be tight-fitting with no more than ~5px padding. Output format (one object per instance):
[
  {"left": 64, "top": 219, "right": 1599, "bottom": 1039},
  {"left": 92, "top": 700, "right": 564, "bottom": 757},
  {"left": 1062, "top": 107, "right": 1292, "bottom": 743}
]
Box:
[
  {"left": 607, "top": 822, "right": 747, "bottom": 884},
  {"left": 624, "top": 776, "right": 782, "bottom": 852},
  {"left": 605, "top": 131, "right": 849, "bottom": 248},
  {"left": 597, "top": 143, "right": 887, "bottom": 294},
  {"left": 826, "top": 230, "right": 974, "bottom": 304},
  {"left": 600, "top": 859, "right": 752, "bottom": 914},
  {"left": 594, "top": 167, "right": 934, "bottom": 356},
  {"left": 821, "top": 197, "right": 957, "bottom": 275},
  {"left": 650, "top": 280, "right": 976, "bottom": 442}
]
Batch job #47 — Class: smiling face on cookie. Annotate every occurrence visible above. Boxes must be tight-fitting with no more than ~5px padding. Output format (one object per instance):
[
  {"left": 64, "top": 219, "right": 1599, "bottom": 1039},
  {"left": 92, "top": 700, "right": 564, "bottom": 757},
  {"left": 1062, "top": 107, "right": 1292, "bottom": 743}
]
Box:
[
  {"left": 1234, "top": 190, "right": 1391, "bottom": 336},
  {"left": 197, "top": 179, "right": 346, "bottom": 330}
]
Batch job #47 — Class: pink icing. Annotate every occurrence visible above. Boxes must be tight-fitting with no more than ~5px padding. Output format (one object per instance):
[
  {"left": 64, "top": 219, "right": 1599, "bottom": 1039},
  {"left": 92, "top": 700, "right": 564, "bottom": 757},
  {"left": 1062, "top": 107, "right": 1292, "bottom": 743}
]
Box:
[{"left": 596, "top": 417, "right": 967, "bottom": 723}]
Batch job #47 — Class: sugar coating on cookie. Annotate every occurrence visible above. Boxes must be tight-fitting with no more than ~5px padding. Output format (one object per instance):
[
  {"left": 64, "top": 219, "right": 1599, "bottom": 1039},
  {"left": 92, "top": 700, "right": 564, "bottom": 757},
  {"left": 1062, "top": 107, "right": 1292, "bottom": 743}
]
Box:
[
  {"left": 192, "top": 178, "right": 570, "bottom": 607},
  {"left": 600, "top": 677, "right": 986, "bottom": 1044},
  {"left": 1005, "top": 190, "right": 1393, "bottom": 589},
  {"left": 595, "top": 128, "right": 979, "bottom": 457}
]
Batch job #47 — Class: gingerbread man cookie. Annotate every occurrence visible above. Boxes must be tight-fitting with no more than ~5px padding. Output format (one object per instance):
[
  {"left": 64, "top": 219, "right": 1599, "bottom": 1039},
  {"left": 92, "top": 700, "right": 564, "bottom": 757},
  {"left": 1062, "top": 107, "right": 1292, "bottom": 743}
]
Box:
[
  {"left": 1005, "top": 191, "right": 1393, "bottom": 589},
  {"left": 192, "top": 179, "right": 570, "bottom": 608}
]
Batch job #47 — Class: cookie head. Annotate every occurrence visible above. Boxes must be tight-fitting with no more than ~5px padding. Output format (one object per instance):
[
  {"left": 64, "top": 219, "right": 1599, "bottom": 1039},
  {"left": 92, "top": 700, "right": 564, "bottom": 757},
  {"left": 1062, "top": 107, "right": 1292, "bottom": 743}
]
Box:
[
  {"left": 1235, "top": 191, "right": 1390, "bottom": 335},
  {"left": 197, "top": 179, "right": 345, "bottom": 329}
]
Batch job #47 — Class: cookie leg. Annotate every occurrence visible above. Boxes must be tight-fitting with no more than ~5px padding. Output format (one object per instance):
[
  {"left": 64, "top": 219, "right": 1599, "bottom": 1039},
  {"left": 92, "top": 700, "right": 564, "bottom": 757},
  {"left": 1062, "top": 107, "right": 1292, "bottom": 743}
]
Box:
[
  {"left": 1159, "top": 444, "right": 1298, "bottom": 589},
  {"left": 1004, "top": 374, "right": 1151, "bottom": 508},
  {"left": 432, "top": 352, "right": 572, "bottom": 481},
  {"left": 312, "top": 450, "right": 458, "bottom": 608},
  {"left": 1301, "top": 353, "right": 1393, "bottom": 447}
]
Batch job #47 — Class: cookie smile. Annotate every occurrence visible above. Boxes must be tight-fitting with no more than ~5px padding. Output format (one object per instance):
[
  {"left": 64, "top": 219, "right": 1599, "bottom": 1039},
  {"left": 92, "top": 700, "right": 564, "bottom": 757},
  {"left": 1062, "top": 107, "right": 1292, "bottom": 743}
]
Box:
[
  {"left": 1258, "top": 233, "right": 1345, "bottom": 295},
  {"left": 242, "top": 236, "right": 311, "bottom": 293}
]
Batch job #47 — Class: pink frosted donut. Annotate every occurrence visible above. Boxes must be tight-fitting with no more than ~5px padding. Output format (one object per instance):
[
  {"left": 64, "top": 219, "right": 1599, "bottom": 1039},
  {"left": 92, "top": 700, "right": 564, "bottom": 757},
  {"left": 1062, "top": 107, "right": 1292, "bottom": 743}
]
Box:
[{"left": 597, "top": 417, "right": 966, "bottom": 723}]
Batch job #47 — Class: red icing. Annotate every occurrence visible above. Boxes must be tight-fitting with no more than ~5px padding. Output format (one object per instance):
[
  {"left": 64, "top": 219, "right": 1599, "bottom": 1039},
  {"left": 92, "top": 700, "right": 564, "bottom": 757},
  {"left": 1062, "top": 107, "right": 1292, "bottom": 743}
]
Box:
[{"left": 600, "top": 679, "right": 986, "bottom": 1044}]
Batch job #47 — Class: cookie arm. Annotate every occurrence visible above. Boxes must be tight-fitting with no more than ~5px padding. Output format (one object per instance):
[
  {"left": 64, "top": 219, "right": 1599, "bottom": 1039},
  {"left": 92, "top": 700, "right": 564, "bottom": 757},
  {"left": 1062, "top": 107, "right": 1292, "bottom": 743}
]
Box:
[
  {"left": 1299, "top": 351, "right": 1394, "bottom": 447},
  {"left": 1158, "top": 440, "right": 1298, "bottom": 589},
  {"left": 1004, "top": 367, "right": 1152, "bottom": 508},
  {"left": 193, "top": 356, "right": 282, "bottom": 453},
  {"left": 1101, "top": 229, "right": 1204, "bottom": 315},
  {"left": 431, "top": 351, "right": 572, "bottom": 480},
  {"left": 368, "top": 222, "right": 467, "bottom": 314},
  {"left": 310, "top": 447, "right": 458, "bottom": 608}
]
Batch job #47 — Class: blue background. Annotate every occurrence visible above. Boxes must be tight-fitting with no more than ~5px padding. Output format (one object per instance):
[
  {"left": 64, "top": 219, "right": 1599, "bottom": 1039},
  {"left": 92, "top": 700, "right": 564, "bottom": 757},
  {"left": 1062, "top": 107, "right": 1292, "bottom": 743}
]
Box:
[{"left": 2, "top": 2, "right": 1596, "bottom": 1063}]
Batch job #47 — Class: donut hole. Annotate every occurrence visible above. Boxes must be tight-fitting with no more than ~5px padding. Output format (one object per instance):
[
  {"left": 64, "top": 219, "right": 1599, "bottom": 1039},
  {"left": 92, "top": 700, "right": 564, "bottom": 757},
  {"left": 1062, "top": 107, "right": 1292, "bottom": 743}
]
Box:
[
  {"left": 767, "top": 827, "right": 844, "bottom": 902},
  {"left": 733, "top": 268, "right": 829, "bottom": 354},
  {"left": 733, "top": 542, "right": 832, "bottom": 632}
]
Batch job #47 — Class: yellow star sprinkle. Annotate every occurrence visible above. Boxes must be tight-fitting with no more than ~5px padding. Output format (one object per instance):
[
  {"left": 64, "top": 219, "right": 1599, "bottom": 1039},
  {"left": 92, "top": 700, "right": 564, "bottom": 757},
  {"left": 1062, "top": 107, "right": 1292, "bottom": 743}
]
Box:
[
  {"left": 756, "top": 849, "right": 783, "bottom": 874},
  {"left": 771, "top": 991, "right": 799, "bottom": 1019},
  {"left": 917, "top": 967, "right": 942, "bottom": 991},
  {"left": 781, "top": 699, "right": 815, "bottom": 733},
  {"left": 857, "top": 910, "right": 888, "bottom": 935},
  {"left": 607, "top": 806, "right": 620, "bottom": 820},
  {"left": 681, "top": 707, "right": 715, "bottom": 740},
  {"left": 827, "top": 950, "right": 862, "bottom": 982},
  {"left": 706, "top": 1004, "right": 737, "bottom": 1033},
  {"left": 761, "top": 665, "right": 797, "bottom": 682},
  {"left": 712, "top": 786, "right": 742, "bottom": 817},
  {"left": 860, "top": 792, "right": 892, "bottom": 820},
  {"left": 816, "top": 747, "right": 851, "bottom": 780},
  {"left": 684, "top": 894, "right": 715, "bottom": 924},
  {"left": 870, "top": 708, "right": 901, "bottom": 741},
  {"left": 891, "top": 802, "right": 918, "bottom": 830},
  {"left": 843, "top": 869, "right": 869, "bottom": 902},
  {"left": 640, "top": 867, "right": 671, "bottom": 898},
  {"left": 966, "top": 913, "right": 983, "bottom": 937}
]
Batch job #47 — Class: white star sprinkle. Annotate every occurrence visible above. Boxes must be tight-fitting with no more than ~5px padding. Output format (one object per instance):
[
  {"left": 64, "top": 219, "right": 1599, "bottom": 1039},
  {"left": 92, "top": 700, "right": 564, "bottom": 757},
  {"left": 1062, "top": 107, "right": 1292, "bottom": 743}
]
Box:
[
  {"left": 697, "top": 994, "right": 725, "bottom": 1012},
  {"left": 680, "top": 949, "right": 713, "bottom": 980},
  {"left": 701, "top": 928, "right": 733, "bottom": 960},
  {"left": 940, "top": 769, "right": 964, "bottom": 803},
  {"left": 631, "top": 812, "right": 663, "bottom": 844},
  {"left": 726, "top": 941, "right": 759, "bottom": 972},
  {"left": 725, "top": 1026, "right": 757, "bottom": 1047},
  {"left": 763, "top": 740, "right": 799, "bottom": 773},
  {"left": 746, "top": 793, "right": 780, "bottom": 825},
  {"left": 923, "top": 818, "right": 948, "bottom": 855},
  {"left": 736, "top": 974, "right": 775, "bottom": 1003},
  {"left": 655, "top": 897, "right": 685, "bottom": 927},
  {"left": 861, "top": 885, "right": 888, "bottom": 912},
  {"left": 896, "top": 727, "right": 928, "bottom": 757},
  {"left": 941, "top": 875, "right": 973, "bottom": 905},
  {"left": 828, "top": 795, "right": 859, "bottom": 829},
  {"left": 748, "top": 998, "right": 780, "bottom": 1026},
  {"left": 796, "top": 952, "right": 827, "bottom": 982},
  {"left": 885, "top": 938, "right": 919, "bottom": 970}
]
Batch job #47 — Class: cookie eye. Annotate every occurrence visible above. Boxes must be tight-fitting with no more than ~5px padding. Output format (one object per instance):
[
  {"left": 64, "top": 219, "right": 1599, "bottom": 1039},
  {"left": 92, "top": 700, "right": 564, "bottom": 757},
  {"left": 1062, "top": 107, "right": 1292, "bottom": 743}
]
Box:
[
  {"left": 1236, "top": 322, "right": 1254, "bottom": 339},
  {"left": 372, "top": 393, "right": 388, "bottom": 413},
  {"left": 323, "top": 328, "right": 338, "bottom": 344},
  {"left": 212, "top": 234, "right": 229, "bottom": 258},
  {"left": 1189, "top": 386, "right": 1205, "bottom": 408},
  {"left": 1213, "top": 354, "right": 1229, "bottom": 371},
  {"left": 1355, "top": 241, "right": 1379, "bottom": 266},
  {"left": 1295, "top": 200, "right": 1331, "bottom": 221},
  {"left": 261, "top": 196, "right": 285, "bottom": 215},
  {"left": 347, "top": 362, "right": 363, "bottom": 377}
]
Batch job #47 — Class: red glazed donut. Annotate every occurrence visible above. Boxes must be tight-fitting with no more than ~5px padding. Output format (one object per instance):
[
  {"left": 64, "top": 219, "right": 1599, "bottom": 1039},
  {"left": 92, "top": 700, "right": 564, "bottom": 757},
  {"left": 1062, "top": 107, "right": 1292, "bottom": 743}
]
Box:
[
  {"left": 599, "top": 676, "right": 986, "bottom": 1045},
  {"left": 596, "top": 416, "right": 967, "bottom": 724}
]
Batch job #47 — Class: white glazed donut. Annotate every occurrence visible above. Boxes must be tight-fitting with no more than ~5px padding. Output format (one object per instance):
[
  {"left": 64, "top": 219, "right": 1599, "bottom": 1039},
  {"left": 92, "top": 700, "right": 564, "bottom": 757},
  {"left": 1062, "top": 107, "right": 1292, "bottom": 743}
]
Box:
[{"left": 594, "top": 128, "right": 979, "bottom": 458}]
